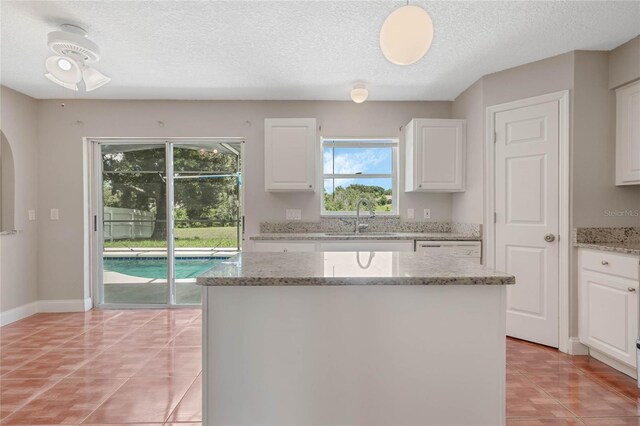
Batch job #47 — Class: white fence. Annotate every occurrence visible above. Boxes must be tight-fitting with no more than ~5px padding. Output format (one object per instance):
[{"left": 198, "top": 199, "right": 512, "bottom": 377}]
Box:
[{"left": 104, "top": 207, "right": 155, "bottom": 240}]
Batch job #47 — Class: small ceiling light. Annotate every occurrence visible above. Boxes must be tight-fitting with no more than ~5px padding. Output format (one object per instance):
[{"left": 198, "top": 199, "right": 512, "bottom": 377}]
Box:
[
  {"left": 45, "top": 55, "right": 82, "bottom": 84},
  {"left": 380, "top": 4, "right": 434, "bottom": 66},
  {"left": 44, "top": 73, "right": 79, "bottom": 91},
  {"left": 82, "top": 66, "right": 111, "bottom": 92},
  {"left": 44, "top": 25, "right": 111, "bottom": 92},
  {"left": 350, "top": 84, "right": 369, "bottom": 103},
  {"left": 57, "top": 58, "right": 72, "bottom": 71}
]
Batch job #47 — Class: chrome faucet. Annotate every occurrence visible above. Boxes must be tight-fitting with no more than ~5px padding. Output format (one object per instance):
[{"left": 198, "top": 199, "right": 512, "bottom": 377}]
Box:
[{"left": 354, "top": 198, "right": 375, "bottom": 234}]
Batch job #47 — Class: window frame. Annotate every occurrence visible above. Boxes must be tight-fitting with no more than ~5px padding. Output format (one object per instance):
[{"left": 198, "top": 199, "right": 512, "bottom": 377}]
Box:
[{"left": 320, "top": 137, "right": 399, "bottom": 216}]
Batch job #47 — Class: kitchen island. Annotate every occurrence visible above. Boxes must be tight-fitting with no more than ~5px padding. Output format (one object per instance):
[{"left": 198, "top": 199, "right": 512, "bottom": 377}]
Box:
[{"left": 197, "top": 251, "right": 515, "bottom": 426}]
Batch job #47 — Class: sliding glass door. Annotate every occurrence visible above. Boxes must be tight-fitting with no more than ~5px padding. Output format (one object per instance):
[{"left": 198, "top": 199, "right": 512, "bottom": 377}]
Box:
[{"left": 95, "top": 139, "right": 242, "bottom": 307}]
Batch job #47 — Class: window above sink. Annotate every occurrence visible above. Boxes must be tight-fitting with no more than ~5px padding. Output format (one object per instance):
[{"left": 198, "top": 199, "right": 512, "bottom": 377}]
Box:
[{"left": 321, "top": 138, "right": 398, "bottom": 216}]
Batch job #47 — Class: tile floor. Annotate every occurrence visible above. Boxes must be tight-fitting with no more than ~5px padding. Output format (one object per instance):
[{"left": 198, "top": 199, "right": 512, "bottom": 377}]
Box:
[{"left": 1, "top": 309, "right": 640, "bottom": 425}]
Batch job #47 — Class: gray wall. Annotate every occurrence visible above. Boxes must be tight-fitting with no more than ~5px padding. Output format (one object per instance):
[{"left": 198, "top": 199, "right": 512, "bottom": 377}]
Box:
[
  {"left": 573, "top": 50, "right": 640, "bottom": 228},
  {"left": 609, "top": 36, "right": 640, "bottom": 89},
  {"left": 451, "top": 79, "right": 484, "bottom": 225},
  {"left": 0, "top": 87, "right": 39, "bottom": 313},
  {"left": 34, "top": 99, "right": 452, "bottom": 302}
]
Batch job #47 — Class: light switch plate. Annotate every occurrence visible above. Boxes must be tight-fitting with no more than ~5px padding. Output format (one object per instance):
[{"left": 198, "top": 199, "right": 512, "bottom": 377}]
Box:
[
  {"left": 424, "top": 208, "right": 431, "bottom": 219},
  {"left": 286, "top": 209, "right": 302, "bottom": 220},
  {"left": 50, "top": 208, "right": 59, "bottom": 220},
  {"left": 28, "top": 209, "right": 36, "bottom": 221},
  {"left": 407, "top": 208, "right": 414, "bottom": 219}
]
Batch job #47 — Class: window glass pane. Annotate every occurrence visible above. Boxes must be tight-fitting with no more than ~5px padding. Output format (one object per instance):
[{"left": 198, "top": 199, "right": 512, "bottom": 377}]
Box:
[
  {"left": 323, "top": 146, "right": 392, "bottom": 175},
  {"left": 323, "top": 178, "right": 393, "bottom": 213},
  {"left": 102, "top": 144, "right": 165, "bottom": 172}
]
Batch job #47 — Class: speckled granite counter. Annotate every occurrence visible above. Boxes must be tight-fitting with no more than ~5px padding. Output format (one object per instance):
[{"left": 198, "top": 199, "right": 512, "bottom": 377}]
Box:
[
  {"left": 574, "top": 226, "right": 640, "bottom": 256},
  {"left": 576, "top": 242, "right": 640, "bottom": 256},
  {"left": 250, "top": 231, "right": 480, "bottom": 241},
  {"left": 196, "top": 251, "right": 514, "bottom": 286}
]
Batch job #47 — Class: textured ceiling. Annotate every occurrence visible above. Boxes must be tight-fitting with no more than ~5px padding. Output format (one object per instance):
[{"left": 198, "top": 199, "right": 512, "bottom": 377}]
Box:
[{"left": 1, "top": 1, "right": 639, "bottom": 101}]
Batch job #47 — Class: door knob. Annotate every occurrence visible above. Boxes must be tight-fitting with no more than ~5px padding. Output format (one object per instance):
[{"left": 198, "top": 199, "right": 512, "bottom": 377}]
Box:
[{"left": 544, "top": 234, "right": 555, "bottom": 242}]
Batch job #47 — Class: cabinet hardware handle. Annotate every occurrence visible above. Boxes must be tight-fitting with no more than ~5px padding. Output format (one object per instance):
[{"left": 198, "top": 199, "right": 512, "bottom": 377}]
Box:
[
  {"left": 629, "top": 288, "right": 636, "bottom": 292},
  {"left": 601, "top": 260, "right": 609, "bottom": 266},
  {"left": 418, "top": 184, "right": 422, "bottom": 188},
  {"left": 309, "top": 184, "right": 312, "bottom": 188}
]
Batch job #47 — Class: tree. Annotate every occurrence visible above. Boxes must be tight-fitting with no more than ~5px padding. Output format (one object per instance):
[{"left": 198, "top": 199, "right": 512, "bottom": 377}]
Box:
[
  {"left": 103, "top": 146, "right": 239, "bottom": 240},
  {"left": 324, "top": 184, "right": 387, "bottom": 212}
]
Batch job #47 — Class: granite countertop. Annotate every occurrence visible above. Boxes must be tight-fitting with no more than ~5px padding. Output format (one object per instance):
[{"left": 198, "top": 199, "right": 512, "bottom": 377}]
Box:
[
  {"left": 576, "top": 242, "right": 640, "bottom": 256},
  {"left": 196, "top": 251, "right": 514, "bottom": 286},
  {"left": 250, "top": 232, "right": 481, "bottom": 241}
]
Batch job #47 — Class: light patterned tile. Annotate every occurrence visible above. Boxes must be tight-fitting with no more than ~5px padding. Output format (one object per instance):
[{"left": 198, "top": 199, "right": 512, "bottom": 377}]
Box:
[
  {"left": 167, "top": 375, "right": 201, "bottom": 422},
  {"left": 134, "top": 346, "right": 201, "bottom": 377},
  {"left": 71, "top": 345, "right": 163, "bottom": 379},
  {"left": 81, "top": 376, "right": 193, "bottom": 424},
  {"left": 4, "top": 348, "right": 103, "bottom": 379},
  {"left": 0, "top": 378, "right": 59, "bottom": 419},
  {"left": 0, "top": 347, "right": 50, "bottom": 376},
  {"left": 5, "top": 327, "right": 93, "bottom": 351},
  {"left": 168, "top": 326, "right": 201, "bottom": 347},
  {"left": 1, "top": 377, "right": 125, "bottom": 425}
]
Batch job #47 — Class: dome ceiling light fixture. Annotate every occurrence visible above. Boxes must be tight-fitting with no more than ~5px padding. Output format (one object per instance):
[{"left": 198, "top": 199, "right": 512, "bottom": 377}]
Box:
[
  {"left": 380, "top": 2, "right": 434, "bottom": 66},
  {"left": 44, "top": 24, "right": 111, "bottom": 92},
  {"left": 350, "top": 83, "right": 369, "bottom": 103}
]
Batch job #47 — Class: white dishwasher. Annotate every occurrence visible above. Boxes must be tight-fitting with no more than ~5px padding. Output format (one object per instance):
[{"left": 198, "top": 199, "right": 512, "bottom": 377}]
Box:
[{"left": 415, "top": 240, "right": 482, "bottom": 264}]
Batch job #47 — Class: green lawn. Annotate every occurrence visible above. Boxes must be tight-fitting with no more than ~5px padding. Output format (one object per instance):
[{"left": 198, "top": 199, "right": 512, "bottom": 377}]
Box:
[{"left": 104, "top": 226, "right": 239, "bottom": 248}]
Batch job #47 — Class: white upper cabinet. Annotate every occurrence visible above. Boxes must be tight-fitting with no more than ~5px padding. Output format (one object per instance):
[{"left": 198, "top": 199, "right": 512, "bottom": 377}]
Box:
[
  {"left": 616, "top": 80, "right": 640, "bottom": 185},
  {"left": 264, "top": 118, "right": 317, "bottom": 192},
  {"left": 404, "top": 119, "right": 466, "bottom": 192}
]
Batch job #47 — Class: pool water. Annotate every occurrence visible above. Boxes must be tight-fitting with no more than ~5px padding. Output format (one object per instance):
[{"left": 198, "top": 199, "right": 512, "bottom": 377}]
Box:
[{"left": 103, "top": 257, "right": 226, "bottom": 279}]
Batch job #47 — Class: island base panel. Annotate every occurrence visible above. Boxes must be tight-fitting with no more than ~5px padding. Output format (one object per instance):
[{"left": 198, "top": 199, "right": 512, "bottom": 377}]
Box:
[{"left": 203, "top": 285, "right": 506, "bottom": 425}]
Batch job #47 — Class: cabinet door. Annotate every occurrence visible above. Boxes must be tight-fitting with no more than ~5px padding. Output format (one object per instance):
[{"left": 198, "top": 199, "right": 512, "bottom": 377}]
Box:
[
  {"left": 253, "top": 242, "right": 317, "bottom": 252},
  {"left": 265, "top": 118, "right": 317, "bottom": 191},
  {"left": 409, "top": 119, "right": 466, "bottom": 192},
  {"left": 616, "top": 81, "right": 640, "bottom": 185},
  {"left": 319, "top": 240, "right": 414, "bottom": 252},
  {"left": 580, "top": 270, "right": 639, "bottom": 367}
]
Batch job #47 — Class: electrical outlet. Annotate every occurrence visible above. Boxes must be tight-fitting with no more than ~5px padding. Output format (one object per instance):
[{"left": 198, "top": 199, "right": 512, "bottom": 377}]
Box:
[
  {"left": 407, "top": 208, "right": 414, "bottom": 219},
  {"left": 50, "top": 208, "right": 59, "bottom": 220},
  {"left": 424, "top": 208, "right": 431, "bottom": 219},
  {"left": 28, "top": 209, "right": 36, "bottom": 221},
  {"left": 286, "top": 209, "right": 302, "bottom": 220}
]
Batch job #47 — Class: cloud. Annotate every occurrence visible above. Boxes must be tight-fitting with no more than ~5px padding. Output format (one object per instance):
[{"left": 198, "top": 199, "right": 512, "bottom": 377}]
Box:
[
  {"left": 323, "top": 148, "right": 389, "bottom": 174},
  {"left": 323, "top": 147, "right": 391, "bottom": 193}
]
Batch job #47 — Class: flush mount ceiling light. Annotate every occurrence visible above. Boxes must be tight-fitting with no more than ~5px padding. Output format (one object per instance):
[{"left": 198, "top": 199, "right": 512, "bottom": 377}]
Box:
[
  {"left": 44, "top": 24, "right": 111, "bottom": 92},
  {"left": 350, "top": 84, "right": 369, "bottom": 103},
  {"left": 380, "top": 3, "right": 434, "bottom": 66}
]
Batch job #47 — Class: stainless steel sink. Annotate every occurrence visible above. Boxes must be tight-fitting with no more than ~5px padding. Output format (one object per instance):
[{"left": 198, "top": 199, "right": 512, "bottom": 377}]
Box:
[{"left": 324, "top": 232, "right": 399, "bottom": 236}]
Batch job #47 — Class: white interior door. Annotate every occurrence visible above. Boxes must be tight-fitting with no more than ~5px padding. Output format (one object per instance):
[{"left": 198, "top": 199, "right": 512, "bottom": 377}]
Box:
[{"left": 495, "top": 99, "right": 560, "bottom": 348}]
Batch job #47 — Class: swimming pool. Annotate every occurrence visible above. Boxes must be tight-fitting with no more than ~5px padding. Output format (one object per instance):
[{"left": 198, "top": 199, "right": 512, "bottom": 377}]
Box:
[{"left": 103, "top": 257, "right": 227, "bottom": 279}]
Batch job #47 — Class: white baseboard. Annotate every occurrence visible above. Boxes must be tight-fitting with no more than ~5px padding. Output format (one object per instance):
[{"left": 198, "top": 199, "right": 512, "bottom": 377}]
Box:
[
  {"left": 38, "top": 298, "right": 92, "bottom": 313},
  {"left": 567, "top": 337, "right": 589, "bottom": 355},
  {"left": 0, "top": 301, "right": 39, "bottom": 326},
  {"left": 0, "top": 298, "right": 92, "bottom": 326},
  {"left": 589, "top": 348, "right": 637, "bottom": 379}
]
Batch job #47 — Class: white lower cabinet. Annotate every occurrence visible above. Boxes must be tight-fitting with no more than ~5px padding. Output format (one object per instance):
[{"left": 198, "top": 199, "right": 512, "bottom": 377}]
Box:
[
  {"left": 254, "top": 240, "right": 415, "bottom": 252},
  {"left": 319, "top": 241, "right": 414, "bottom": 252},
  {"left": 579, "top": 248, "right": 640, "bottom": 375},
  {"left": 253, "top": 242, "right": 316, "bottom": 252}
]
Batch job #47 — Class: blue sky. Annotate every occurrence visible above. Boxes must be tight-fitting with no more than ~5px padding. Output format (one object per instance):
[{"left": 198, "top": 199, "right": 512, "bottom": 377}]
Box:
[{"left": 323, "top": 147, "right": 392, "bottom": 193}]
